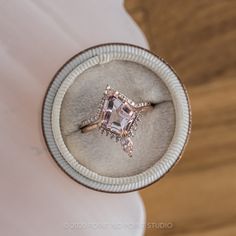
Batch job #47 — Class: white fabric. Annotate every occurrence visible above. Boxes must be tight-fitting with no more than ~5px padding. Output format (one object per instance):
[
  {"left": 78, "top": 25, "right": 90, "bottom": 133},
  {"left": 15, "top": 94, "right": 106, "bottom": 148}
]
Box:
[{"left": 0, "top": 1, "right": 147, "bottom": 235}]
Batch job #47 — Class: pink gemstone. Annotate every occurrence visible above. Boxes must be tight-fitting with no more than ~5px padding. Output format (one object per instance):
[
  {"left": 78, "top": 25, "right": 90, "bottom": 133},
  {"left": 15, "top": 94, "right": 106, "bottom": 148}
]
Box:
[{"left": 101, "top": 91, "right": 136, "bottom": 136}]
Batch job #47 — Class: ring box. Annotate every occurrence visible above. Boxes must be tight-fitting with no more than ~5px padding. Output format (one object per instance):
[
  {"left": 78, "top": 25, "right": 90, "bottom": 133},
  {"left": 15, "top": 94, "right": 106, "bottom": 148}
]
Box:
[{"left": 42, "top": 43, "right": 191, "bottom": 193}]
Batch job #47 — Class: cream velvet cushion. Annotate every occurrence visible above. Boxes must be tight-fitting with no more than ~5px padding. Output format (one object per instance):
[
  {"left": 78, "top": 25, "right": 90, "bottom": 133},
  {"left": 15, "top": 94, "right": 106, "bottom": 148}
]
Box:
[{"left": 60, "top": 60, "right": 175, "bottom": 177}]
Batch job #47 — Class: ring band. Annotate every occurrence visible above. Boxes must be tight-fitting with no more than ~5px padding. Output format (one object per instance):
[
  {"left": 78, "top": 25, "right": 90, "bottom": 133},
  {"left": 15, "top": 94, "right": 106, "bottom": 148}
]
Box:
[{"left": 79, "top": 85, "right": 152, "bottom": 157}]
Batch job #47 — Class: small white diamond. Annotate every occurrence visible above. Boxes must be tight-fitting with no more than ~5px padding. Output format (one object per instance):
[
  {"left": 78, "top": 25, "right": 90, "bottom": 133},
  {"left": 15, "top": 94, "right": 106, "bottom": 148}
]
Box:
[{"left": 121, "top": 137, "right": 133, "bottom": 157}]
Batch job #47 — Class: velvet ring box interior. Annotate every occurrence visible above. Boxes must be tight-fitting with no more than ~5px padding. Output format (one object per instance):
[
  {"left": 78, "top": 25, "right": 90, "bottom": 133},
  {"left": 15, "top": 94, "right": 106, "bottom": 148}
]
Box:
[{"left": 42, "top": 43, "right": 191, "bottom": 193}]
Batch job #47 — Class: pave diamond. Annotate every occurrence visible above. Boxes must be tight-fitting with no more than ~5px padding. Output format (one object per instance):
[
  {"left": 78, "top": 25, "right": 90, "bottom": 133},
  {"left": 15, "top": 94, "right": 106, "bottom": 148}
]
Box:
[{"left": 121, "top": 137, "right": 133, "bottom": 157}]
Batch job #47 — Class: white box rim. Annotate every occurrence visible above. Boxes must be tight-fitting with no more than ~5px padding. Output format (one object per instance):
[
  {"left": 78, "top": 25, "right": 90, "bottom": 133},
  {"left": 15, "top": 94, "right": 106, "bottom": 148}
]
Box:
[{"left": 42, "top": 43, "right": 191, "bottom": 193}]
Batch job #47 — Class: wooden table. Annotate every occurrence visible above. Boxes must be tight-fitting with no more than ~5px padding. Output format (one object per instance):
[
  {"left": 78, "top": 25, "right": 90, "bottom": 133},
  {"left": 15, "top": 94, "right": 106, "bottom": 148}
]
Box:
[{"left": 125, "top": 1, "right": 236, "bottom": 235}]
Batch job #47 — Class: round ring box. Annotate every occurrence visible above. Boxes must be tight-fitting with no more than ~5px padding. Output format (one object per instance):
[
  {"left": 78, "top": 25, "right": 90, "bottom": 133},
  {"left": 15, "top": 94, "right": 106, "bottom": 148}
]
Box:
[{"left": 42, "top": 43, "right": 191, "bottom": 193}]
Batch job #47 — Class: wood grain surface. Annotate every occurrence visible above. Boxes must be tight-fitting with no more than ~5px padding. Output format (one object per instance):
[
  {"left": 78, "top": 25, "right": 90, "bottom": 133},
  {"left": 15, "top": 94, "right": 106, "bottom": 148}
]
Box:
[{"left": 125, "top": 1, "right": 236, "bottom": 235}]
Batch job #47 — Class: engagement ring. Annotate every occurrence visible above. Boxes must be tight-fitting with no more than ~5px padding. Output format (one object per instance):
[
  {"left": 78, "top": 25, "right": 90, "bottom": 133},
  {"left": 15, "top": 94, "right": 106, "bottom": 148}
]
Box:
[{"left": 79, "top": 85, "right": 152, "bottom": 157}]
